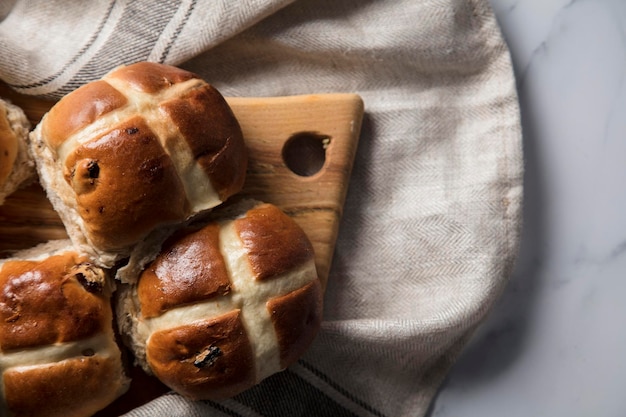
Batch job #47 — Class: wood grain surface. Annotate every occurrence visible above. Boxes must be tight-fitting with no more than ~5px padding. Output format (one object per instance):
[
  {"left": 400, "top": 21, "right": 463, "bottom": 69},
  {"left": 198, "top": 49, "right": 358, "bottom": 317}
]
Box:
[{"left": 0, "top": 84, "right": 364, "bottom": 415}]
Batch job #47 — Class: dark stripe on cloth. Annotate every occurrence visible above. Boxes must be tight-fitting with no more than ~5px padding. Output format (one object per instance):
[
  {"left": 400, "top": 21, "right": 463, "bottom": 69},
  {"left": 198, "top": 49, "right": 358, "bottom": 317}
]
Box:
[
  {"left": 8, "top": 0, "right": 117, "bottom": 90},
  {"left": 219, "top": 369, "right": 361, "bottom": 417},
  {"left": 58, "top": 0, "right": 182, "bottom": 96},
  {"left": 203, "top": 399, "right": 246, "bottom": 417},
  {"left": 297, "top": 360, "right": 388, "bottom": 417},
  {"left": 158, "top": 0, "right": 197, "bottom": 63}
]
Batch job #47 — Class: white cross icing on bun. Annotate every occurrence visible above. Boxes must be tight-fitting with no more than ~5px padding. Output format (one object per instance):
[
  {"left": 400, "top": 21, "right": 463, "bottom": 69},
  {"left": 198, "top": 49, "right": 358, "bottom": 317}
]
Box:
[
  {"left": 29, "top": 62, "right": 248, "bottom": 270},
  {"left": 117, "top": 202, "right": 323, "bottom": 400}
]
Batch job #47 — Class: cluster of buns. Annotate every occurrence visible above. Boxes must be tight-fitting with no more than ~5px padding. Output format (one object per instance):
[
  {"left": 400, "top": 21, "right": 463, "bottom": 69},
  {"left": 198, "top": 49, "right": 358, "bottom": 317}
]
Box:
[{"left": 0, "top": 62, "right": 323, "bottom": 417}]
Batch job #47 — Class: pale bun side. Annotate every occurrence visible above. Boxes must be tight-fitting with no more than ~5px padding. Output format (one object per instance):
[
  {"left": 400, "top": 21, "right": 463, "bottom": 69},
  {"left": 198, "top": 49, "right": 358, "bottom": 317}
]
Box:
[
  {"left": 0, "top": 240, "right": 130, "bottom": 417},
  {"left": 116, "top": 201, "right": 323, "bottom": 400},
  {"left": 29, "top": 124, "right": 103, "bottom": 260},
  {"left": 0, "top": 97, "right": 34, "bottom": 205},
  {"left": 29, "top": 61, "right": 247, "bottom": 270}
]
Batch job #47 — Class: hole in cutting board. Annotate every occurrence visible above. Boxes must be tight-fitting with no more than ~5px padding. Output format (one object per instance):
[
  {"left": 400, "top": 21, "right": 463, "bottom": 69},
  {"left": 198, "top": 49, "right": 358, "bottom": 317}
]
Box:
[{"left": 282, "top": 132, "right": 330, "bottom": 176}]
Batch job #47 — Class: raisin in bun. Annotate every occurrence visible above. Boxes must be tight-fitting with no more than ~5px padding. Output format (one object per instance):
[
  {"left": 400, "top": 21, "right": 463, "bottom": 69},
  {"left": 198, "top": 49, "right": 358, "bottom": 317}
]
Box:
[
  {"left": 29, "top": 62, "right": 247, "bottom": 271},
  {"left": 0, "top": 97, "right": 34, "bottom": 205},
  {"left": 0, "top": 240, "right": 129, "bottom": 417},
  {"left": 117, "top": 201, "right": 323, "bottom": 400}
]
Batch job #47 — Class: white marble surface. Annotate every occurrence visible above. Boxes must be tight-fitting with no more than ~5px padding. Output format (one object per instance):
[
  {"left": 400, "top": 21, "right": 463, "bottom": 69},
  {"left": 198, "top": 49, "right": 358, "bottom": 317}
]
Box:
[{"left": 430, "top": 0, "right": 626, "bottom": 416}]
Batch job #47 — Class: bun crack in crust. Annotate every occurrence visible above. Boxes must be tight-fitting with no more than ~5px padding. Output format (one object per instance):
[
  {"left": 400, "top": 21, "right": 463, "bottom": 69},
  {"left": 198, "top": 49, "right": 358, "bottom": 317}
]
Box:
[
  {"left": 117, "top": 202, "right": 323, "bottom": 400},
  {"left": 0, "top": 240, "right": 129, "bottom": 417},
  {"left": 29, "top": 62, "right": 247, "bottom": 268},
  {"left": 0, "top": 98, "right": 34, "bottom": 205}
]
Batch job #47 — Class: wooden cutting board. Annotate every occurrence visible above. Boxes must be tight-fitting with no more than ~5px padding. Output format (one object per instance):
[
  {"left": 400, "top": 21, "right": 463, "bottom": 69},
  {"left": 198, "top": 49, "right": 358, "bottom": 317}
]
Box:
[{"left": 0, "top": 83, "right": 364, "bottom": 415}]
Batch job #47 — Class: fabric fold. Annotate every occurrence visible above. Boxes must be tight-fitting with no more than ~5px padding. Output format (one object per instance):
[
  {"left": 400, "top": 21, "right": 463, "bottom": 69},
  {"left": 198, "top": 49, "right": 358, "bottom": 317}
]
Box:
[{"left": 0, "top": 0, "right": 294, "bottom": 98}]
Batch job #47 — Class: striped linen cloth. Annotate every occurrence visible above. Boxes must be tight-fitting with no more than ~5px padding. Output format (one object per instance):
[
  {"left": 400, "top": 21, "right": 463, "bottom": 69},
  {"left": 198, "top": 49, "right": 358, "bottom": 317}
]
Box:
[{"left": 0, "top": 1, "right": 523, "bottom": 416}]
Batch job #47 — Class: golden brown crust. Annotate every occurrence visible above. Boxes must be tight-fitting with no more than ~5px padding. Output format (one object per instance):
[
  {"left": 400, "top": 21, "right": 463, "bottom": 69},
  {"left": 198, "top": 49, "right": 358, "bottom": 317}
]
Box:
[
  {"left": 138, "top": 223, "right": 231, "bottom": 319},
  {"left": 63, "top": 116, "right": 189, "bottom": 251},
  {"left": 33, "top": 61, "right": 247, "bottom": 260},
  {"left": 106, "top": 61, "right": 197, "bottom": 94},
  {"left": 0, "top": 102, "right": 18, "bottom": 187},
  {"left": 267, "top": 280, "right": 323, "bottom": 368},
  {"left": 0, "top": 244, "right": 129, "bottom": 416},
  {"left": 127, "top": 202, "right": 322, "bottom": 400},
  {"left": 41, "top": 80, "right": 128, "bottom": 151},
  {"left": 0, "top": 252, "right": 109, "bottom": 351},
  {"left": 146, "top": 310, "right": 255, "bottom": 400},
  {"left": 159, "top": 85, "right": 247, "bottom": 200},
  {"left": 4, "top": 355, "right": 126, "bottom": 417},
  {"left": 235, "top": 203, "right": 315, "bottom": 281}
]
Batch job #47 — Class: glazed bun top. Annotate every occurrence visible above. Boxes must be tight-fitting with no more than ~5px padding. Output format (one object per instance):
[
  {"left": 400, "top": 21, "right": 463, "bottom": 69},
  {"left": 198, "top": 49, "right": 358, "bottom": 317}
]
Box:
[
  {"left": 0, "top": 249, "right": 110, "bottom": 351},
  {"left": 138, "top": 202, "right": 317, "bottom": 318},
  {"left": 0, "top": 241, "right": 130, "bottom": 417},
  {"left": 117, "top": 202, "right": 323, "bottom": 400},
  {"left": 33, "top": 62, "right": 247, "bottom": 256}
]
